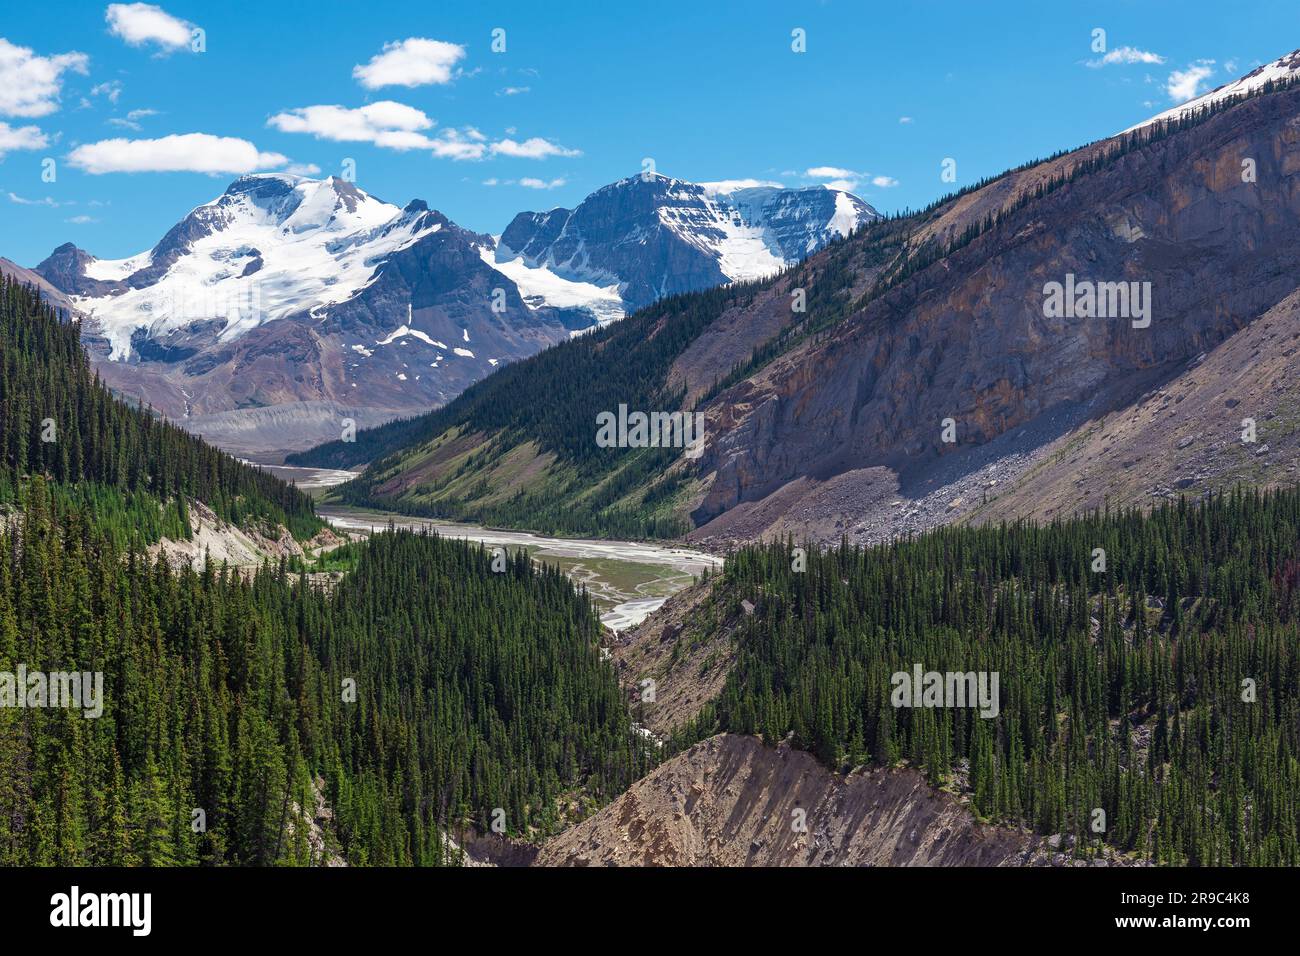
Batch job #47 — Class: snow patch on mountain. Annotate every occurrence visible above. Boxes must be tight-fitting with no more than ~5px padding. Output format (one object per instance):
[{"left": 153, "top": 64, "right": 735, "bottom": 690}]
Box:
[
  {"left": 480, "top": 244, "right": 626, "bottom": 326},
  {"left": 376, "top": 324, "right": 443, "bottom": 348}
]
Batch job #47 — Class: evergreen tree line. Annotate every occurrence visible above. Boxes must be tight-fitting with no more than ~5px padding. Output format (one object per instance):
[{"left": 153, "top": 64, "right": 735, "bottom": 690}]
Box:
[
  {"left": 670, "top": 489, "right": 1300, "bottom": 865},
  {"left": 0, "top": 278, "right": 321, "bottom": 541}
]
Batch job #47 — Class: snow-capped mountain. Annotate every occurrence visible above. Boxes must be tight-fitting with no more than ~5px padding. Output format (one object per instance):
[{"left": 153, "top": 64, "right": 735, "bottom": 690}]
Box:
[
  {"left": 35, "top": 173, "right": 579, "bottom": 455},
  {"left": 31, "top": 171, "right": 877, "bottom": 456},
  {"left": 493, "top": 173, "right": 878, "bottom": 314},
  {"left": 45, "top": 175, "right": 444, "bottom": 361}
]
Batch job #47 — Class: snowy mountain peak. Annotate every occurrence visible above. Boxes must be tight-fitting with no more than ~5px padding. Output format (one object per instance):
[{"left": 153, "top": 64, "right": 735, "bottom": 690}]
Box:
[
  {"left": 41, "top": 174, "right": 445, "bottom": 360},
  {"left": 210, "top": 174, "right": 395, "bottom": 236},
  {"left": 496, "top": 172, "right": 878, "bottom": 313}
]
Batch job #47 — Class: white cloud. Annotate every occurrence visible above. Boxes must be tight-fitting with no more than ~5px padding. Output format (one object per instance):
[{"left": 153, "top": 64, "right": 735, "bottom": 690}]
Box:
[
  {"left": 0, "top": 38, "right": 89, "bottom": 118},
  {"left": 285, "top": 161, "right": 321, "bottom": 176},
  {"left": 67, "top": 133, "right": 288, "bottom": 174},
  {"left": 1087, "top": 46, "right": 1165, "bottom": 68},
  {"left": 269, "top": 101, "right": 511, "bottom": 161},
  {"left": 268, "top": 101, "right": 437, "bottom": 150},
  {"left": 490, "top": 136, "right": 580, "bottom": 159},
  {"left": 805, "top": 165, "right": 855, "bottom": 179},
  {"left": 484, "top": 176, "right": 566, "bottom": 189},
  {"left": 65, "top": 214, "right": 97, "bottom": 224},
  {"left": 7, "top": 190, "right": 59, "bottom": 206},
  {"left": 106, "top": 107, "right": 158, "bottom": 131},
  {"left": 0, "top": 121, "right": 49, "bottom": 155},
  {"left": 430, "top": 129, "right": 487, "bottom": 160},
  {"left": 1167, "top": 61, "right": 1215, "bottom": 103},
  {"left": 105, "top": 3, "right": 196, "bottom": 52},
  {"left": 353, "top": 38, "right": 466, "bottom": 89},
  {"left": 91, "top": 80, "right": 123, "bottom": 103},
  {"left": 496, "top": 86, "right": 529, "bottom": 96},
  {"left": 898, "top": 116, "right": 913, "bottom": 124},
  {"left": 803, "top": 166, "right": 895, "bottom": 193}
]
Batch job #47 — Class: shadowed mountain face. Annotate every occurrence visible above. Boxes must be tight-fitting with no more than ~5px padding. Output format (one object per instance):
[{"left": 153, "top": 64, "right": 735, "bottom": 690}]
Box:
[{"left": 306, "top": 62, "right": 1300, "bottom": 541}]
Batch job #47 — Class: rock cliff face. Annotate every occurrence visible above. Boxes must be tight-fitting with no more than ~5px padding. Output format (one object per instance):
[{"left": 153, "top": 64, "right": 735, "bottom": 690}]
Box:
[
  {"left": 538, "top": 734, "right": 1046, "bottom": 867},
  {"left": 690, "top": 87, "right": 1300, "bottom": 532},
  {"left": 966, "top": 285, "right": 1300, "bottom": 526}
]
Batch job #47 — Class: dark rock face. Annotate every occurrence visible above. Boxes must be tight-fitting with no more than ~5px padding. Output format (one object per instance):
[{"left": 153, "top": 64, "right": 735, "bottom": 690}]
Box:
[
  {"left": 692, "top": 89, "right": 1300, "bottom": 523},
  {"left": 319, "top": 222, "right": 574, "bottom": 406},
  {"left": 499, "top": 208, "right": 569, "bottom": 261},
  {"left": 32, "top": 243, "right": 115, "bottom": 297},
  {"left": 501, "top": 176, "right": 729, "bottom": 309}
]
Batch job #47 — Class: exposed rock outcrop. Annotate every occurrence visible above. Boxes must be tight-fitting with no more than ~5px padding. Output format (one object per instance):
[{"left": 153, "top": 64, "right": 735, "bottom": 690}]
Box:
[{"left": 539, "top": 734, "right": 1088, "bottom": 867}]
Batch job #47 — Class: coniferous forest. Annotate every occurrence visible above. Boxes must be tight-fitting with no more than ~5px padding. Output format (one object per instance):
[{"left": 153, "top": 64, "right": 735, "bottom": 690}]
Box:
[
  {"left": 0, "top": 280, "right": 646, "bottom": 865},
  {"left": 1, "top": 277, "right": 321, "bottom": 541},
  {"left": 5, "top": 274, "right": 1300, "bottom": 867},
  {"left": 673, "top": 491, "right": 1300, "bottom": 865},
  {"left": 0, "top": 496, "right": 644, "bottom": 865}
]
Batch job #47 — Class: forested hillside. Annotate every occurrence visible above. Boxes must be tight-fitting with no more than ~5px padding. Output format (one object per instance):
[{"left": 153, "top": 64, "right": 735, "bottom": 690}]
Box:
[
  {"left": 669, "top": 489, "right": 1300, "bottom": 865},
  {"left": 290, "top": 279, "right": 778, "bottom": 537},
  {"left": 0, "top": 278, "right": 646, "bottom": 865},
  {"left": 0, "top": 507, "right": 645, "bottom": 864},
  {"left": 0, "top": 276, "right": 321, "bottom": 541}
]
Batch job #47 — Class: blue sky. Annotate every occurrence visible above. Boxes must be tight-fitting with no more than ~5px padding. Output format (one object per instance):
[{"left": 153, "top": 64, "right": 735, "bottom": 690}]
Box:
[{"left": 2, "top": 0, "right": 1297, "bottom": 266}]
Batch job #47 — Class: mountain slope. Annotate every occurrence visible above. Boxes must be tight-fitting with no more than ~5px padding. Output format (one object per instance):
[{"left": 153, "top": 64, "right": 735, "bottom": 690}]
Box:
[
  {"left": 966, "top": 284, "right": 1300, "bottom": 526},
  {"left": 290, "top": 220, "right": 907, "bottom": 537},
  {"left": 305, "top": 56, "right": 1300, "bottom": 542},
  {"left": 0, "top": 273, "right": 321, "bottom": 540},
  {"left": 0, "top": 257, "right": 77, "bottom": 317}
]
